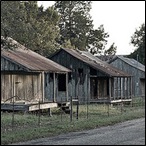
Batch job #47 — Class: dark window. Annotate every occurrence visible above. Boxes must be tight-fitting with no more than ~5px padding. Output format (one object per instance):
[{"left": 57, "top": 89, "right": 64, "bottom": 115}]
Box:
[
  {"left": 78, "top": 68, "right": 83, "bottom": 75},
  {"left": 68, "top": 72, "right": 72, "bottom": 81},
  {"left": 50, "top": 73, "right": 53, "bottom": 79},
  {"left": 78, "top": 68, "right": 84, "bottom": 84},
  {"left": 106, "top": 79, "right": 109, "bottom": 96},
  {"left": 58, "top": 74, "right": 66, "bottom": 91}
]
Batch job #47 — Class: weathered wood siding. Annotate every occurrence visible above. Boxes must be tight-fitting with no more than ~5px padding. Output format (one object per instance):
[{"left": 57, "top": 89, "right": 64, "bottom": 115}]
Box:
[
  {"left": 1, "top": 72, "right": 68, "bottom": 103},
  {"left": 1, "top": 73, "right": 43, "bottom": 102},
  {"left": 45, "top": 73, "right": 54, "bottom": 101},
  {"left": 110, "top": 58, "right": 145, "bottom": 97},
  {"left": 51, "top": 50, "right": 132, "bottom": 103},
  {"left": 1, "top": 56, "right": 68, "bottom": 102},
  {"left": 51, "top": 50, "right": 90, "bottom": 102},
  {"left": 1, "top": 57, "right": 26, "bottom": 71},
  {"left": 1, "top": 56, "right": 43, "bottom": 102},
  {"left": 44, "top": 73, "right": 69, "bottom": 102},
  {"left": 113, "top": 77, "right": 132, "bottom": 99},
  {"left": 140, "top": 79, "right": 145, "bottom": 97}
]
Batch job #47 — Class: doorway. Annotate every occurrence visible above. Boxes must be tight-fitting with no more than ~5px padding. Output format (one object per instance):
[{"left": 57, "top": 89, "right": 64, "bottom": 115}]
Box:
[{"left": 90, "top": 77, "right": 98, "bottom": 99}]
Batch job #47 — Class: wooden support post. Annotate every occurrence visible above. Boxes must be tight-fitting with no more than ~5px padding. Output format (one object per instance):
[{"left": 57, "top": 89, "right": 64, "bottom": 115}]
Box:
[
  {"left": 116, "top": 77, "right": 118, "bottom": 99},
  {"left": 123, "top": 77, "right": 125, "bottom": 99},
  {"left": 130, "top": 77, "right": 133, "bottom": 107},
  {"left": 113, "top": 78, "right": 115, "bottom": 100},
  {"left": 39, "top": 73, "right": 42, "bottom": 102},
  {"left": 109, "top": 78, "right": 111, "bottom": 100},
  {"left": 53, "top": 73, "right": 56, "bottom": 102},
  {"left": 13, "top": 74, "right": 15, "bottom": 102},
  {"left": 48, "top": 108, "right": 52, "bottom": 117},
  {"left": 126, "top": 77, "right": 128, "bottom": 99},
  {"left": 66, "top": 73, "right": 68, "bottom": 102},
  {"left": 12, "top": 96, "right": 15, "bottom": 130},
  {"left": 87, "top": 71, "right": 90, "bottom": 102},
  {"left": 130, "top": 77, "right": 133, "bottom": 99},
  {"left": 121, "top": 101, "right": 123, "bottom": 114},
  {"left": 126, "top": 78, "right": 128, "bottom": 99},
  {"left": 76, "top": 96, "right": 79, "bottom": 120},
  {"left": 107, "top": 102, "right": 109, "bottom": 117},
  {"left": 38, "top": 99, "right": 40, "bottom": 126},
  {"left": 61, "top": 96, "right": 62, "bottom": 122},
  {"left": 42, "top": 71, "right": 45, "bottom": 102},
  {"left": 87, "top": 95, "right": 89, "bottom": 119},
  {"left": 70, "top": 96, "right": 73, "bottom": 122},
  {"left": 120, "top": 77, "right": 122, "bottom": 99}
]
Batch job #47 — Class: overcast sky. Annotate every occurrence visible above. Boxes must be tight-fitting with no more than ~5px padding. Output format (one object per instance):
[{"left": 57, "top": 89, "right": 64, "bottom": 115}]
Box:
[{"left": 37, "top": 1, "right": 145, "bottom": 55}]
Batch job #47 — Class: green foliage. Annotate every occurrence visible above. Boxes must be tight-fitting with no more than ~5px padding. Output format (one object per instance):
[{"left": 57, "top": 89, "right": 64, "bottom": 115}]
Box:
[
  {"left": 1, "top": 1, "right": 25, "bottom": 37},
  {"left": 128, "top": 23, "right": 145, "bottom": 65},
  {"left": 54, "top": 1, "right": 110, "bottom": 54},
  {"left": 104, "top": 43, "right": 117, "bottom": 55},
  {"left": 1, "top": 1, "right": 60, "bottom": 57},
  {"left": 54, "top": 1, "right": 93, "bottom": 50},
  {"left": 1, "top": 1, "right": 113, "bottom": 56},
  {"left": 88, "top": 25, "right": 109, "bottom": 55}
]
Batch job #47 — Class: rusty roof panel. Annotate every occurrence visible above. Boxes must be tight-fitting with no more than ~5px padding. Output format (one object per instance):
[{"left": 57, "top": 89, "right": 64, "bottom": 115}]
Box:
[
  {"left": 60, "top": 48, "right": 131, "bottom": 77},
  {"left": 1, "top": 37, "right": 71, "bottom": 73}
]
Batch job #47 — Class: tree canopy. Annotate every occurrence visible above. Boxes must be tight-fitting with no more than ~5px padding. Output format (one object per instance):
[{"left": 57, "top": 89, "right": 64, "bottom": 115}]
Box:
[
  {"left": 54, "top": 1, "right": 110, "bottom": 55},
  {"left": 1, "top": 1, "right": 116, "bottom": 57},
  {"left": 1, "top": 1, "right": 60, "bottom": 57},
  {"left": 127, "top": 23, "right": 145, "bottom": 65}
]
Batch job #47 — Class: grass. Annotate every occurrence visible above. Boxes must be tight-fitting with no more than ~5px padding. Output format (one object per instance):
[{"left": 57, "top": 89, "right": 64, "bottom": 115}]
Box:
[{"left": 1, "top": 97, "right": 145, "bottom": 145}]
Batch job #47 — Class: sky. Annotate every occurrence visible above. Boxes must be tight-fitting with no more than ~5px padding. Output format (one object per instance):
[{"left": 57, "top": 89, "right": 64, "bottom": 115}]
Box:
[{"left": 37, "top": 1, "right": 145, "bottom": 55}]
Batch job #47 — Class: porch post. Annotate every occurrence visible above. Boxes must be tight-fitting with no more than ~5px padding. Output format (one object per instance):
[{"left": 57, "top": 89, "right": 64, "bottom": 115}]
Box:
[
  {"left": 123, "top": 77, "right": 125, "bottom": 99},
  {"left": 113, "top": 78, "right": 115, "bottom": 100},
  {"left": 53, "top": 73, "right": 56, "bottom": 102},
  {"left": 109, "top": 78, "right": 111, "bottom": 100},
  {"left": 12, "top": 74, "right": 15, "bottom": 102},
  {"left": 126, "top": 77, "right": 128, "bottom": 99},
  {"left": 117, "top": 77, "right": 118, "bottom": 99},
  {"left": 42, "top": 71, "right": 45, "bottom": 102},
  {"left": 66, "top": 73, "right": 68, "bottom": 101},
  {"left": 120, "top": 77, "right": 122, "bottom": 99},
  {"left": 130, "top": 77, "right": 133, "bottom": 99}
]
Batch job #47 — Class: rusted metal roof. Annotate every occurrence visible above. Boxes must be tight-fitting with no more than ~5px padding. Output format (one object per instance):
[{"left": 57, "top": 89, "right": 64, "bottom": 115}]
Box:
[
  {"left": 53, "top": 48, "right": 131, "bottom": 77},
  {"left": 1, "top": 37, "right": 71, "bottom": 73}
]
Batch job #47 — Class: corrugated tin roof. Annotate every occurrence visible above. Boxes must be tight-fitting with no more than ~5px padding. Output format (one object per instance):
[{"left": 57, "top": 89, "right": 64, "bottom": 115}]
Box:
[
  {"left": 54, "top": 48, "right": 131, "bottom": 77},
  {"left": 108, "top": 55, "right": 145, "bottom": 72},
  {"left": 1, "top": 37, "right": 71, "bottom": 73}
]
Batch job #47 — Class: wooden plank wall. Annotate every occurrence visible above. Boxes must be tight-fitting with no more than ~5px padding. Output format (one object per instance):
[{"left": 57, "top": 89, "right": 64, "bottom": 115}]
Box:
[
  {"left": 51, "top": 50, "right": 90, "bottom": 102},
  {"left": 1, "top": 73, "right": 43, "bottom": 102},
  {"left": 110, "top": 58, "right": 145, "bottom": 97}
]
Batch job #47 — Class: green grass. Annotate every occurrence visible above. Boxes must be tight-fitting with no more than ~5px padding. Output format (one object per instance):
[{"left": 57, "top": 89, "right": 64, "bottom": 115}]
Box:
[{"left": 1, "top": 98, "right": 145, "bottom": 145}]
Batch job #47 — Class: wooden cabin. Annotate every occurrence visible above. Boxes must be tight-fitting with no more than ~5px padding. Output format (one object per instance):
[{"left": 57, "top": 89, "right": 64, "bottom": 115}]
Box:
[
  {"left": 50, "top": 48, "right": 133, "bottom": 104},
  {"left": 108, "top": 55, "right": 145, "bottom": 98},
  {"left": 1, "top": 37, "right": 71, "bottom": 111}
]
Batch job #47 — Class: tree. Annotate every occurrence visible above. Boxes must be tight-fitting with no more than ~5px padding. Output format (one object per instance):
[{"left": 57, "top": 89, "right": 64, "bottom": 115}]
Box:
[
  {"left": 30, "top": 4, "right": 61, "bottom": 56},
  {"left": 88, "top": 25, "right": 109, "bottom": 55},
  {"left": 1, "top": 1, "right": 25, "bottom": 38},
  {"left": 1, "top": 1, "right": 60, "bottom": 57},
  {"left": 54, "top": 1, "right": 93, "bottom": 50},
  {"left": 54, "top": 1, "right": 110, "bottom": 54},
  {"left": 128, "top": 23, "right": 145, "bottom": 65},
  {"left": 104, "top": 43, "right": 117, "bottom": 56}
]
